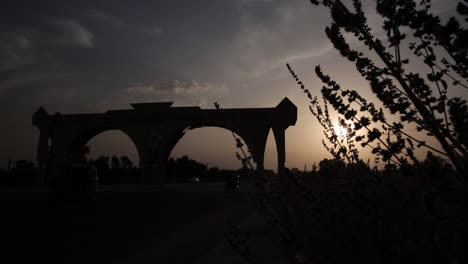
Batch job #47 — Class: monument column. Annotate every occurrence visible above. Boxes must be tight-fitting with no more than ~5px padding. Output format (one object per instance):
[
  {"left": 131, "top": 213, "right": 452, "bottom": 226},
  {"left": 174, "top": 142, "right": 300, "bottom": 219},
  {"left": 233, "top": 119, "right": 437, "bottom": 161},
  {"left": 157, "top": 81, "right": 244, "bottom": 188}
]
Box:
[
  {"left": 272, "top": 126, "right": 286, "bottom": 177},
  {"left": 138, "top": 126, "right": 169, "bottom": 185}
]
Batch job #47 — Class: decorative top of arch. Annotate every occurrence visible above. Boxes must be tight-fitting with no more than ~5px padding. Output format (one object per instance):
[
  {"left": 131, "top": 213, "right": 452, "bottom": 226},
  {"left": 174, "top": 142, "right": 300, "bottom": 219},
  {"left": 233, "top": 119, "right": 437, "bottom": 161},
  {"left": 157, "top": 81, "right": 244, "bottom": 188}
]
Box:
[
  {"left": 33, "top": 98, "right": 297, "bottom": 128},
  {"left": 131, "top": 102, "right": 174, "bottom": 112},
  {"left": 276, "top": 97, "right": 296, "bottom": 111},
  {"left": 32, "top": 106, "right": 49, "bottom": 127},
  {"left": 276, "top": 97, "right": 297, "bottom": 127}
]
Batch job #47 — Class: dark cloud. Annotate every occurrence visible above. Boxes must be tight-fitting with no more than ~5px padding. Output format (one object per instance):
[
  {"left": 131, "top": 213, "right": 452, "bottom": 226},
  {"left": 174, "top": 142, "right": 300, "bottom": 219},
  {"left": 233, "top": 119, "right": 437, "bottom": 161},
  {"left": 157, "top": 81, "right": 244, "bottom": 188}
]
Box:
[
  {"left": 90, "top": 80, "right": 230, "bottom": 110},
  {"left": 127, "top": 80, "right": 228, "bottom": 96},
  {"left": 47, "top": 18, "right": 94, "bottom": 47},
  {"left": 86, "top": 9, "right": 129, "bottom": 27}
]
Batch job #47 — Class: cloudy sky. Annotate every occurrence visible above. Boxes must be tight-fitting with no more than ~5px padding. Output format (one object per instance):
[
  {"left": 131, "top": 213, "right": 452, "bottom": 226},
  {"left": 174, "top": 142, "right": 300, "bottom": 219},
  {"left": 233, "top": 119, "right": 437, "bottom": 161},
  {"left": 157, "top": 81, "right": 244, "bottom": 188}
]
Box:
[{"left": 0, "top": 0, "right": 464, "bottom": 171}]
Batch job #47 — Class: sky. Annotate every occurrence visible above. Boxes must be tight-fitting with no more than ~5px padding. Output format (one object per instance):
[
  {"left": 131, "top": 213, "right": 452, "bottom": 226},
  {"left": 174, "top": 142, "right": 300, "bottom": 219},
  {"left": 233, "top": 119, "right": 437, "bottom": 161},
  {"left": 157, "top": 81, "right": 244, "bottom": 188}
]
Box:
[{"left": 0, "top": 0, "right": 465, "bottom": 171}]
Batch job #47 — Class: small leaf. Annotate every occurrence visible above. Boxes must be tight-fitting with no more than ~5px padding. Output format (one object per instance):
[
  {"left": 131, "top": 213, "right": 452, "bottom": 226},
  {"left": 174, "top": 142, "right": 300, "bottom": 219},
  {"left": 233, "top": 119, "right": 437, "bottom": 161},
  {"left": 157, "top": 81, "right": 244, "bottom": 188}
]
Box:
[{"left": 440, "top": 79, "right": 448, "bottom": 90}]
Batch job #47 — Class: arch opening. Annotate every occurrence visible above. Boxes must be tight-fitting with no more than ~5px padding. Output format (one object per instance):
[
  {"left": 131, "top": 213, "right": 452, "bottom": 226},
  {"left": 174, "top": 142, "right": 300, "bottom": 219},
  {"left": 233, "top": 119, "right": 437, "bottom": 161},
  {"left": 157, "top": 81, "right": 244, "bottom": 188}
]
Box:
[
  {"left": 166, "top": 126, "right": 249, "bottom": 183},
  {"left": 263, "top": 128, "right": 278, "bottom": 173},
  {"left": 83, "top": 130, "right": 141, "bottom": 185}
]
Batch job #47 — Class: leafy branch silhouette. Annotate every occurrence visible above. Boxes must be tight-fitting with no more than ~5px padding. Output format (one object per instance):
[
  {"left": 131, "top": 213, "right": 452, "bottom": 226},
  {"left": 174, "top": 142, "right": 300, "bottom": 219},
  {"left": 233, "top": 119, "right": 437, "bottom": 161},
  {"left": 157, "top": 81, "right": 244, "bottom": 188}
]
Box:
[{"left": 290, "top": 0, "right": 468, "bottom": 179}]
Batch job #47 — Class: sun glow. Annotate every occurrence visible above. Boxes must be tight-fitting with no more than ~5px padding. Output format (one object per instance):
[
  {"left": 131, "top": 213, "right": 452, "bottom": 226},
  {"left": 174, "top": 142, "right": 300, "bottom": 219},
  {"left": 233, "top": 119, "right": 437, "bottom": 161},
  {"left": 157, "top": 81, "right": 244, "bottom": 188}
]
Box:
[{"left": 335, "top": 124, "right": 348, "bottom": 137}]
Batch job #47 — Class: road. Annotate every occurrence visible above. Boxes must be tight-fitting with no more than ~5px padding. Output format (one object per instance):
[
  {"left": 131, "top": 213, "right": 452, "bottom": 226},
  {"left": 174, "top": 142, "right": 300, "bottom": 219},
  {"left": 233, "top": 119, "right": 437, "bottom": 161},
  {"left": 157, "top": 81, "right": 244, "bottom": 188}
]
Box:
[{"left": 0, "top": 182, "right": 255, "bottom": 264}]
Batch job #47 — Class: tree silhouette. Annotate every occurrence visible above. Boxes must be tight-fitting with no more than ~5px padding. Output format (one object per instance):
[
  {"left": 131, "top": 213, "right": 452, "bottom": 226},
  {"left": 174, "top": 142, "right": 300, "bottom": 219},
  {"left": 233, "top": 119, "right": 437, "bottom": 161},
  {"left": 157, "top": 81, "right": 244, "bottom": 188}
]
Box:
[
  {"left": 76, "top": 145, "right": 90, "bottom": 162},
  {"left": 93, "top": 156, "right": 110, "bottom": 171},
  {"left": 289, "top": 0, "right": 468, "bottom": 179},
  {"left": 174, "top": 155, "right": 207, "bottom": 179},
  {"left": 120, "top": 156, "right": 134, "bottom": 169},
  {"left": 111, "top": 155, "right": 121, "bottom": 170}
]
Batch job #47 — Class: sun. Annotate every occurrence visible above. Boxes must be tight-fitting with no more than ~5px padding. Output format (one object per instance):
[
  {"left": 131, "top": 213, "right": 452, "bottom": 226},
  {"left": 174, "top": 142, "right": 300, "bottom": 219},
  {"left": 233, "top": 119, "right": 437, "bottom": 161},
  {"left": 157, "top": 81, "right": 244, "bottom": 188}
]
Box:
[{"left": 334, "top": 124, "right": 348, "bottom": 137}]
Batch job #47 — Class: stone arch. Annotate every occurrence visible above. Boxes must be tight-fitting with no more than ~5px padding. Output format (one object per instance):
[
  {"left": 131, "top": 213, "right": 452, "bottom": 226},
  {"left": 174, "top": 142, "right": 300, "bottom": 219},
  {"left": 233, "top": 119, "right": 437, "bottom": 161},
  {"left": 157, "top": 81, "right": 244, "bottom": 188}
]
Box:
[
  {"left": 140, "top": 123, "right": 257, "bottom": 184},
  {"left": 162, "top": 122, "right": 270, "bottom": 171},
  {"left": 82, "top": 129, "right": 141, "bottom": 165},
  {"left": 33, "top": 98, "right": 297, "bottom": 188},
  {"left": 164, "top": 124, "right": 251, "bottom": 163},
  {"left": 165, "top": 126, "right": 246, "bottom": 182}
]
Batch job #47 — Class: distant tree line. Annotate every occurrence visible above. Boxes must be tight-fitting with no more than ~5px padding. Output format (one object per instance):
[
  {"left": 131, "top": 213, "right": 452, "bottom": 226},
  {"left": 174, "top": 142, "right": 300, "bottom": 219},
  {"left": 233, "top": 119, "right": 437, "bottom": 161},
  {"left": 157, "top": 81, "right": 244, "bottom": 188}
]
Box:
[
  {"left": 87, "top": 155, "right": 140, "bottom": 185},
  {"left": 0, "top": 154, "right": 249, "bottom": 187},
  {"left": 0, "top": 160, "right": 41, "bottom": 187},
  {"left": 166, "top": 155, "right": 249, "bottom": 183},
  {"left": 87, "top": 154, "right": 242, "bottom": 184}
]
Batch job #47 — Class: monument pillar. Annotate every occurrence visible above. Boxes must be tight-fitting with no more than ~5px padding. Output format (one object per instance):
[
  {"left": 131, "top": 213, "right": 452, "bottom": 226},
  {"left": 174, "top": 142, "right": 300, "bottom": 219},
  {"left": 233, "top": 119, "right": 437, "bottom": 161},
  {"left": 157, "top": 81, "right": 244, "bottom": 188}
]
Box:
[
  {"left": 141, "top": 163, "right": 166, "bottom": 184},
  {"left": 273, "top": 126, "right": 286, "bottom": 177}
]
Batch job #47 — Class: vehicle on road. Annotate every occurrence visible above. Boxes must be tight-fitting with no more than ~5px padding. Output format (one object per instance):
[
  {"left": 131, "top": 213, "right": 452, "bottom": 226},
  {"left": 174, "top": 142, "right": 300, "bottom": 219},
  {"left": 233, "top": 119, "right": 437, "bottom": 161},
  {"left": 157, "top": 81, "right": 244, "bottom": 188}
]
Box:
[{"left": 185, "top": 176, "right": 200, "bottom": 183}]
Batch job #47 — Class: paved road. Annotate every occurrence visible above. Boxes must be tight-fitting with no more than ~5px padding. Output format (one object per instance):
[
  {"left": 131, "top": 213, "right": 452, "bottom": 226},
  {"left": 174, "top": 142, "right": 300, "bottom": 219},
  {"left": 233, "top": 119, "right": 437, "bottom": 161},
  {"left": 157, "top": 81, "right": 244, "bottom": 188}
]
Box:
[{"left": 0, "top": 182, "right": 254, "bottom": 264}]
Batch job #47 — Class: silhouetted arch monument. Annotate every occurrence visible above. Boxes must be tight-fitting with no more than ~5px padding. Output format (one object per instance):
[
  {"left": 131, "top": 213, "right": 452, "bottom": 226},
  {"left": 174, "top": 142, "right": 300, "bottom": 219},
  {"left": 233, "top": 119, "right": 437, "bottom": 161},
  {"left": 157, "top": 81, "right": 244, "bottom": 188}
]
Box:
[{"left": 32, "top": 98, "right": 297, "bottom": 185}]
